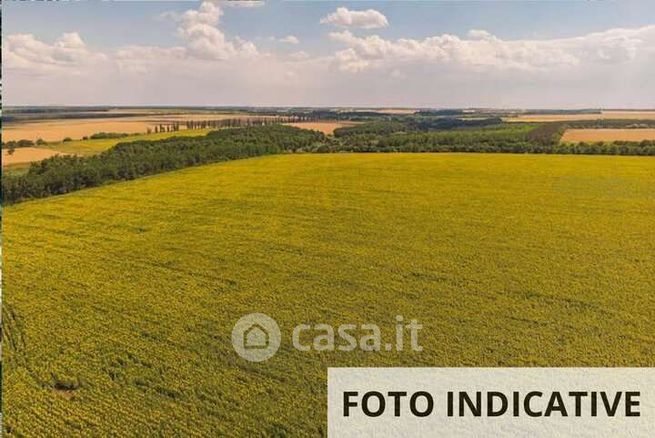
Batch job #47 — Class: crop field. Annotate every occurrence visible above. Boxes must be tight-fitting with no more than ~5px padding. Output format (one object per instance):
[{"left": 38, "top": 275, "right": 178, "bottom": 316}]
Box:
[
  {"left": 507, "top": 110, "right": 655, "bottom": 122},
  {"left": 1, "top": 130, "right": 214, "bottom": 176},
  {"left": 352, "top": 108, "right": 417, "bottom": 114},
  {"left": 561, "top": 128, "right": 655, "bottom": 143},
  {"left": 39, "top": 129, "right": 214, "bottom": 157},
  {"left": 3, "top": 114, "right": 263, "bottom": 142},
  {"left": 2, "top": 147, "right": 69, "bottom": 166},
  {"left": 284, "top": 121, "right": 359, "bottom": 134},
  {"left": 3, "top": 153, "right": 655, "bottom": 435}
]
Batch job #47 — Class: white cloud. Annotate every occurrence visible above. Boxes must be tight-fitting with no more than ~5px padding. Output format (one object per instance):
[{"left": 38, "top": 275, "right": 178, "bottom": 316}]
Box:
[
  {"left": 4, "top": 2, "right": 261, "bottom": 79},
  {"left": 279, "top": 35, "right": 300, "bottom": 45},
  {"left": 320, "top": 7, "right": 389, "bottom": 30},
  {"left": 164, "top": 1, "right": 258, "bottom": 60},
  {"left": 329, "top": 25, "right": 655, "bottom": 73},
  {"left": 288, "top": 51, "right": 310, "bottom": 61},
  {"left": 223, "top": 0, "right": 265, "bottom": 8},
  {"left": 4, "top": 2, "right": 654, "bottom": 109},
  {"left": 115, "top": 46, "right": 187, "bottom": 74},
  {"left": 267, "top": 35, "right": 300, "bottom": 45},
  {"left": 467, "top": 29, "right": 493, "bottom": 40},
  {"left": 4, "top": 32, "right": 107, "bottom": 74},
  {"left": 333, "top": 48, "right": 370, "bottom": 73}
]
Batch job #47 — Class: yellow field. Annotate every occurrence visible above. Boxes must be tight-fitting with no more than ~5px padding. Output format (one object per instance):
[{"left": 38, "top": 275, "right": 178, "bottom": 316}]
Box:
[
  {"left": 507, "top": 111, "right": 655, "bottom": 122},
  {"left": 2, "top": 147, "right": 68, "bottom": 166},
  {"left": 4, "top": 153, "right": 654, "bottom": 435},
  {"left": 561, "top": 129, "right": 655, "bottom": 143}
]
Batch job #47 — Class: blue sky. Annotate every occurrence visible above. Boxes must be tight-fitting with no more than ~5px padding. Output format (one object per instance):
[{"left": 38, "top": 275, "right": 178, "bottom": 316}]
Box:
[
  {"left": 4, "top": 1, "right": 655, "bottom": 107},
  {"left": 6, "top": 1, "right": 655, "bottom": 49}
]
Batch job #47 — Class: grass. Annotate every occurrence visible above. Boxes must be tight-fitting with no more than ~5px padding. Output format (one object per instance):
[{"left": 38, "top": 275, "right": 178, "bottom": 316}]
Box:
[
  {"left": 2, "top": 163, "right": 33, "bottom": 176},
  {"left": 42, "top": 129, "right": 213, "bottom": 156},
  {"left": 3, "top": 153, "right": 654, "bottom": 435}
]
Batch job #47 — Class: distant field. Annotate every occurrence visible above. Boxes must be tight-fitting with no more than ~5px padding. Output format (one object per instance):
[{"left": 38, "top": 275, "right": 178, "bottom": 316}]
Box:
[
  {"left": 3, "top": 114, "right": 264, "bottom": 142},
  {"left": 2, "top": 147, "right": 68, "bottom": 165},
  {"left": 40, "top": 129, "right": 213, "bottom": 156},
  {"left": 1, "top": 129, "right": 213, "bottom": 173},
  {"left": 376, "top": 108, "right": 417, "bottom": 114},
  {"left": 561, "top": 128, "right": 655, "bottom": 143},
  {"left": 285, "top": 121, "right": 358, "bottom": 134},
  {"left": 4, "top": 154, "right": 654, "bottom": 435},
  {"left": 507, "top": 110, "right": 655, "bottom": 122},
  {"left": 359, "top": 108, "right": 416, "bottom": 114}
]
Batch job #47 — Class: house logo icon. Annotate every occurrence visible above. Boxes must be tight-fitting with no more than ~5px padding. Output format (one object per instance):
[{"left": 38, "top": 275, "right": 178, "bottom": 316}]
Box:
[
  {"left": 244, "top": 323, "right": 269, "bottom": 349},
  {"left": 232, "top": 313, "right": 281, "bottom": 362}
]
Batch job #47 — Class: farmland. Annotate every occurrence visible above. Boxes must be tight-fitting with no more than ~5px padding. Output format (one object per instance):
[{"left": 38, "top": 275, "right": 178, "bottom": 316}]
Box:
[
  {"left": 1, "top": 130, "right": 214, "bottom": 175},
  {"left": 507, "top": 110, "right": 655, "bottom": 122},
  {"left": 2, "top": 113, "right": 266, "bottom": 142},
  {"left": 2, "top": 148, "right": 69, "bottom": 166},
  {"left": 3, "top": 153, "right": 654, "bottom": 435},
  {"left": 38, "top": 129, "right": 214, "bottom": 157},
  {"left": 561, "top": 128, "right": 655, "bottom": 143},
  {"left": 284, "top": 121, "right": 359, "bottom": 134}
]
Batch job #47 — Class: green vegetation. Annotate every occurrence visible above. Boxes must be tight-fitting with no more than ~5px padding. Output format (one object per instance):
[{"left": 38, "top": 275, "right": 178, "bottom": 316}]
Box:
[
  {"left": 88, "top": 132, "right": 131, "bottom": 140},
  {"left": 329, "top": 120, "right": 655, "bottom": 155},
  {"left": 41, "top": 129, "right": 214, "bottom": 156},
  {"left": 332, "top": 124, "right": 537, "bottom": 152},
  {"left": 1, "top": 131, "right": 214, "bottom": 179},
  {"left": 556, "top": 140, "right": 655, "bottom": 154},
  {"left": 2, "top": 163, "right": 33, "bottom": 177},
  {"left": 1, "top": 139, "right": 36, "bottom": 149},
  {"left": 333, "top": 120, "right": 409, "bottom": 137},
  {"left": 526, "top": 122, "right": 567, "bottom": 146},
  {"left": 2, "top": 126, "right": 323, "bottom": 204},
  {"left": 333, "top": 117, "right": 503, "bottom": 137},
  {"left": 4, "top": 153, "right": 654, "bottom": 435},
  {"left": 567, "top": 119, "right": 655, "bottom": 129},
  {"left": 6, "top": 122, "right": 655, "bottom": 204}
]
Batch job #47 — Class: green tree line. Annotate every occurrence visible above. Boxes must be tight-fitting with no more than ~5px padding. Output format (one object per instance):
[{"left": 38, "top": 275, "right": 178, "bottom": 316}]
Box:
[
  {"left": 333, "top": 117, "right": 504, "bottom": 137},
  {"left": 3, "top": 126, "right": 324, "bottom": 204}
]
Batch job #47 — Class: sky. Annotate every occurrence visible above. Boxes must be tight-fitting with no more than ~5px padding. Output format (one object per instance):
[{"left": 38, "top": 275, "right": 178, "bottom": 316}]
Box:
[{"left": 3, "top": 0, "right": 655, "bottom": 108}]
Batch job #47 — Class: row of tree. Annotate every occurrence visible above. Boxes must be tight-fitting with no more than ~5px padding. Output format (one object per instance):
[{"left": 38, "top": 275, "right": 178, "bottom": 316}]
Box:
[
  {"left": 3, "top": 125, "right": 325, "bottom": 204},
  {"left": 2, "top": 139, "right": 45, "bottom": 149},
  {"left": 148, "top": 115, "right": 315, "bottom": 133},
  {"left": 567, "top": 119, "right": 655, "bottom": 129},
  {"left": 333, "top": 117, "right": 504, "bottom": 137},
  {"left": 325, "top": 124, "right": 655, "bottom": 155}
]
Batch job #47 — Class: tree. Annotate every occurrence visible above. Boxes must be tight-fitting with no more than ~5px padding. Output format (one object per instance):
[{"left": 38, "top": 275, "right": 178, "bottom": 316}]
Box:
[{"left": 17, "top": 139, "right": 35, "bottom": 147}]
